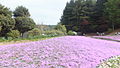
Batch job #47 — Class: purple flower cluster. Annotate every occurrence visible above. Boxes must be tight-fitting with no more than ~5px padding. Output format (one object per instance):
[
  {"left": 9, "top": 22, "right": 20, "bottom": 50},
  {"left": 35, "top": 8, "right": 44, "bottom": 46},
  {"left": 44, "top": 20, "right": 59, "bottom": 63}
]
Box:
[
  {"left": 0, "top": 36, "right": 120, "bottom": 68},
  {"left": 93, "top": 35, "right": 120, "bottom": 41}
]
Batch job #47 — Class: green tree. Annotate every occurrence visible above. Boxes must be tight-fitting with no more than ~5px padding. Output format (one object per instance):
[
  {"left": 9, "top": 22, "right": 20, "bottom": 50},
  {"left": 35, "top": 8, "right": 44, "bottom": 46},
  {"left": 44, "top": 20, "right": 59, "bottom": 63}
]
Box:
[
  {"left": 61, "top": 0, "right": 96, "bottom": 33},
  {"left": 91, "top": 0, "right": 108, "bottom": 32},
  {"left": 0, "top": 4, "right": 15, "bottom": 37},
  {"left": 14, "top": 6, "right": 36, "bottom": 37},
  {"left": 0, "top": 15, "right": 15, "bottom": 37},
  {"left": 13, "top": 6, "right": 30, "bottom": 17},
  {"left": 0, "top": 4, "right": 12, "bottom": 17},
  {"left": 105, "top": 0, "right": 120, "bottom": 30},
  {"left": 61, "top": 0, "right": 75, "bottom": 31},
  {"left": 15, "top": 17, "right": 36, "bottom": 36}
]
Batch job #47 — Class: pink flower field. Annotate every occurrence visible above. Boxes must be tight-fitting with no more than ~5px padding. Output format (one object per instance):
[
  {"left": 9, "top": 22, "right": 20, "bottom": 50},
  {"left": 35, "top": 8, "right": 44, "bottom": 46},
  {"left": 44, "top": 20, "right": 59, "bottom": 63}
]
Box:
[
  {"left": 93, "top": 35, "right": 120, "bottom": 41},
  {"left": 0, "top": 36, "right": 120, "bottom": 68}
]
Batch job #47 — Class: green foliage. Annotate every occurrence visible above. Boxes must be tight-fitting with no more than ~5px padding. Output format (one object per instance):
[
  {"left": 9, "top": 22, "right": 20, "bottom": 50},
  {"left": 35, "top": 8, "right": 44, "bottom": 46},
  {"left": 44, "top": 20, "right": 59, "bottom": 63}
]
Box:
[
  {"left": 0, "top": 4, "right": 15, "bottom": 37},
  {"left": 61, "top": 0, "right": 97, "bottom": 33},
  {"left": 45, "top": 30, "right": 65, "bottom": 36},
  {"left": 15, "top": 17, "right": 36, "bottom": 34},
  {"left": 0, "top": 15, "right": 15, "bottom": 36},
  {"left": 68, "top": 30, "right": 77, "bottom": 35},
  {"left": 28, "top": 28, "right": 41, "bottom": 37},
  {"left": 60, "top": 0, "right": 112, "bottom": 33},
  {"left": 13, "top": 6, "right": 30, "bottom": 17},
  {"left": 0, "top": 4, "right": 37, "bottom": 39},
  {"left": 54, "top": 24, "right": 67, "bottom": 35},
  {"left": 55, "top": 30, "right": 65, "bottom": 36},
  {"left": 0, "top": 37, "right": 6, "bottom": 42},
  {"left": 7, "top": 30, "right": 20, "bottom": 39},
  {"left": 13, "top": 6, "right": 36, "bottom": 36},
  {"left": 90, "top": 0, "right": 108, "bottom": 32},
  {"left": 105, "top": 0, "right": 120, "bottom": 29},
  {"left": 0, "top": 35, "right": 58, "bottom": 42},
  {"left": 0, "top": 4, "right": 12, "bottom": 17}
]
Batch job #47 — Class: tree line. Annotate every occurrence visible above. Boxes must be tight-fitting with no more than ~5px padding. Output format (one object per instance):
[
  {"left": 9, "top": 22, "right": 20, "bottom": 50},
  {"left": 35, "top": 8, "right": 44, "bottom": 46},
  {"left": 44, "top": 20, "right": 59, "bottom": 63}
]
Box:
[
  {"left": 60, "top": 0, "right": 120, "bottom": 34},
  {"left": 0, "top": 4, "right": 36, "bottom": 38}
]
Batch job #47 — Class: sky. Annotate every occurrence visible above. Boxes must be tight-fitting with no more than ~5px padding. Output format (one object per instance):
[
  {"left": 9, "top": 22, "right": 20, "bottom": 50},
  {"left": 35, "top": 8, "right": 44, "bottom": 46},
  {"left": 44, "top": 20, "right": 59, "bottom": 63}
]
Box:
[{"left": 0, "top": 0, "right": 70, "bottom": 25}]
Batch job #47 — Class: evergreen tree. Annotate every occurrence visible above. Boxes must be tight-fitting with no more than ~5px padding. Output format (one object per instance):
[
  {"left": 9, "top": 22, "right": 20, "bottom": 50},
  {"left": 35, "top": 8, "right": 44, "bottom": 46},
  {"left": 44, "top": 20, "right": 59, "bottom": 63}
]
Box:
[
  {"left": 105, "top": 0, "right": 120, "bottom": 30},
  {"left": 61, "top": 0, "right": 96, "bottom": 33},
  {"left": 91, "top": 0, "right": 108, "bottom": 32},
  {"left": 61, "top": 0, "right": 75, "bottom": 31}
]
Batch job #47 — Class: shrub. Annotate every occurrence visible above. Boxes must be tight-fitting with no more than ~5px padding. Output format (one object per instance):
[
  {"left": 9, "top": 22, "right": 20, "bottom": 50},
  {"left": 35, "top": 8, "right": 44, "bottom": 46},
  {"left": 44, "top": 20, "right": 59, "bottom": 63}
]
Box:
[
  {"left": 54, "top": 24, "right": 67, "bottom": 35},
  {"left": 55, "top": 30, "right": 65, "bottom": 36},
  {"left": 0, "top": 37, "right": 6, "bottom": 42},
  {"left": 68, "top": 31, "right": 77, "bottom": 35},
  {"left": 7, "top": 30, "right": 20, "bottom": 39},
  {"left": 44, "top": 30, "right": 65, "bottom": 36},
  {"left": 27, "top": 28, "right": 41, "bottom": 37},
  {"left": 107, "top": 28, "right": 113, "bottom": 33}
]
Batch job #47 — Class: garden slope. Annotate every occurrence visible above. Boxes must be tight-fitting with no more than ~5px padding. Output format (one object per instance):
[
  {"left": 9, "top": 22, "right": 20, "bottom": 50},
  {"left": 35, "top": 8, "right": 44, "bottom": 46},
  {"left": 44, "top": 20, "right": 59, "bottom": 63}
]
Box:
[{"left": 0, "top": 36, "right": 120, "bottom": 68}]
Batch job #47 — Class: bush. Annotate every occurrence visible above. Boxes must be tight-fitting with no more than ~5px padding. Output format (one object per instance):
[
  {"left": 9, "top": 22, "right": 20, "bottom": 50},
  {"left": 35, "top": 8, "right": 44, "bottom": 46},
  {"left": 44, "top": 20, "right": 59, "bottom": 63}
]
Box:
[
  {"left": 68, "top": 31, "right": 77, "bottom": 35},
  {"left": 44, "top": 30, "right": 65, "bottom": 37},
  {"left": 0, "top": 37, "right": 6, "bottom": 42},
  {"left": 55, "top": 30, "right": 65, "bottom": 36},
  {"left": 27, "top": 28, "right": 41, "bottom": 37},
  {"left": 54, "top": 24, "right": 67, "bottom": 35},
  {"left": 7, "top": 30, "right": 20, "bottom": 39}
]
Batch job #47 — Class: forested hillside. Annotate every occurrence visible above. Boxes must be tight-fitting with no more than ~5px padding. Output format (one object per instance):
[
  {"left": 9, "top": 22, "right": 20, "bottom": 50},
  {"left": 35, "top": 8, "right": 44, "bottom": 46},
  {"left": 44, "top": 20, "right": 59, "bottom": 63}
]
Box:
[{"left": 60, "top": 0, "right": 120, "bottom": 34}]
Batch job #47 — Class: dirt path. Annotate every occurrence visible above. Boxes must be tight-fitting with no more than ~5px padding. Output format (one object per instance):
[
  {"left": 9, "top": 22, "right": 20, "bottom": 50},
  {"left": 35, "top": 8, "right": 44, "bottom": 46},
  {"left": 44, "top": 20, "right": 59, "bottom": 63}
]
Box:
[{"left": 0, "top": 36, "right": 120, "bottom": 68}]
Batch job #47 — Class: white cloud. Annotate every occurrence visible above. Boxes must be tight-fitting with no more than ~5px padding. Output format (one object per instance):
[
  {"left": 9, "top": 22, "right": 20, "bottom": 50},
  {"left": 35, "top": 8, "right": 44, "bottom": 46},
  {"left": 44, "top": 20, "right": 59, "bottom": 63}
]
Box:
[{"left": 0, "top": 0, "right": 70, "bottom": 25}]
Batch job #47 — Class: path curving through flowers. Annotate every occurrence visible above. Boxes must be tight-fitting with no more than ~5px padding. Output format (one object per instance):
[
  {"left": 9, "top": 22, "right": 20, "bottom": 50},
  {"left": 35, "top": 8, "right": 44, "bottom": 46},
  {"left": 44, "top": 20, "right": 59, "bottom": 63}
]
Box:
[{"left": 0, "top": 36, "right": 120, "bottom": 68}]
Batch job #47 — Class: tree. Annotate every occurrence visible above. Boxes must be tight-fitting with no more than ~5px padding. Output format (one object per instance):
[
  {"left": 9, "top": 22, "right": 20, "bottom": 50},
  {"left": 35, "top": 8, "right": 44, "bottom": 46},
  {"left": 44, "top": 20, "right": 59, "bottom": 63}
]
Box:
[
  {"left": 13, "top": 6, "right": 30, "bottom": 17},
  {"left": 61, "top": 0, "right": 96, "bottom": 33},
  {"left": 15, "top": 17, "right": 36, "bottom": 36},
  {"left": 0, "top": 4, "right": 12, "bottom": 17},
  {"left": 91, "top": 0, "right": 108, "bottom": 32},
  {"left": 0, "top": 15, "right": 15, "bottom": 37},
  {"left": 105, "top": 0, "right": 120, "bottom": 30},
  {"left": 0, "top": 4, "right": 15, "bottom": 37},
  {"left": 61, "top": 0, "right": 75, "bottom": 30},
  {"left": 14, "top": 6, "right": 36, "bottom": 37}
]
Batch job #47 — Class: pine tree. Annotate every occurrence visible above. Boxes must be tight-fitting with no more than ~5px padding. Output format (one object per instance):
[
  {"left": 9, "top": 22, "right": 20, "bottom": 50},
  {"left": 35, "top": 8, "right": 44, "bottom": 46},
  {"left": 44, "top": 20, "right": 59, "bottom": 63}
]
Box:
[
  {"left": 105, "top": 0, "right": 120, "bottom": 30},
  {"left": 61, "top": 0, "right": 98, "bottom": 33},
  {"left": 91, "top": 0, "right": 108, "bottom": 32},
  {"left": 61, "top": 0, "right": 75, "bottom": 31}
]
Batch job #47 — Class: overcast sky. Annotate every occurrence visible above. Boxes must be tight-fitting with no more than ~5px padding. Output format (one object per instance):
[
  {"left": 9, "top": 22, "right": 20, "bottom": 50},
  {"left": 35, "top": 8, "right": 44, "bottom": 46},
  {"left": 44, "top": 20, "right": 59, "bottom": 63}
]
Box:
[{"left": 0, "top": 0, "right": 70, "bottom": 25}]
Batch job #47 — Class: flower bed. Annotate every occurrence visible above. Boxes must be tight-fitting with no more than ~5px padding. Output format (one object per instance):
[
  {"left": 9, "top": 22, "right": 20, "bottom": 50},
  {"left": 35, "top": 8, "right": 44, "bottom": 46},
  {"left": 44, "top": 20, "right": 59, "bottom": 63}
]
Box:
[
  {"left": 93, "top": 35, "right": 120, "bottom": 41},
  {"left": 0, "top": 36, "right": 120, "bottom": 68}
]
